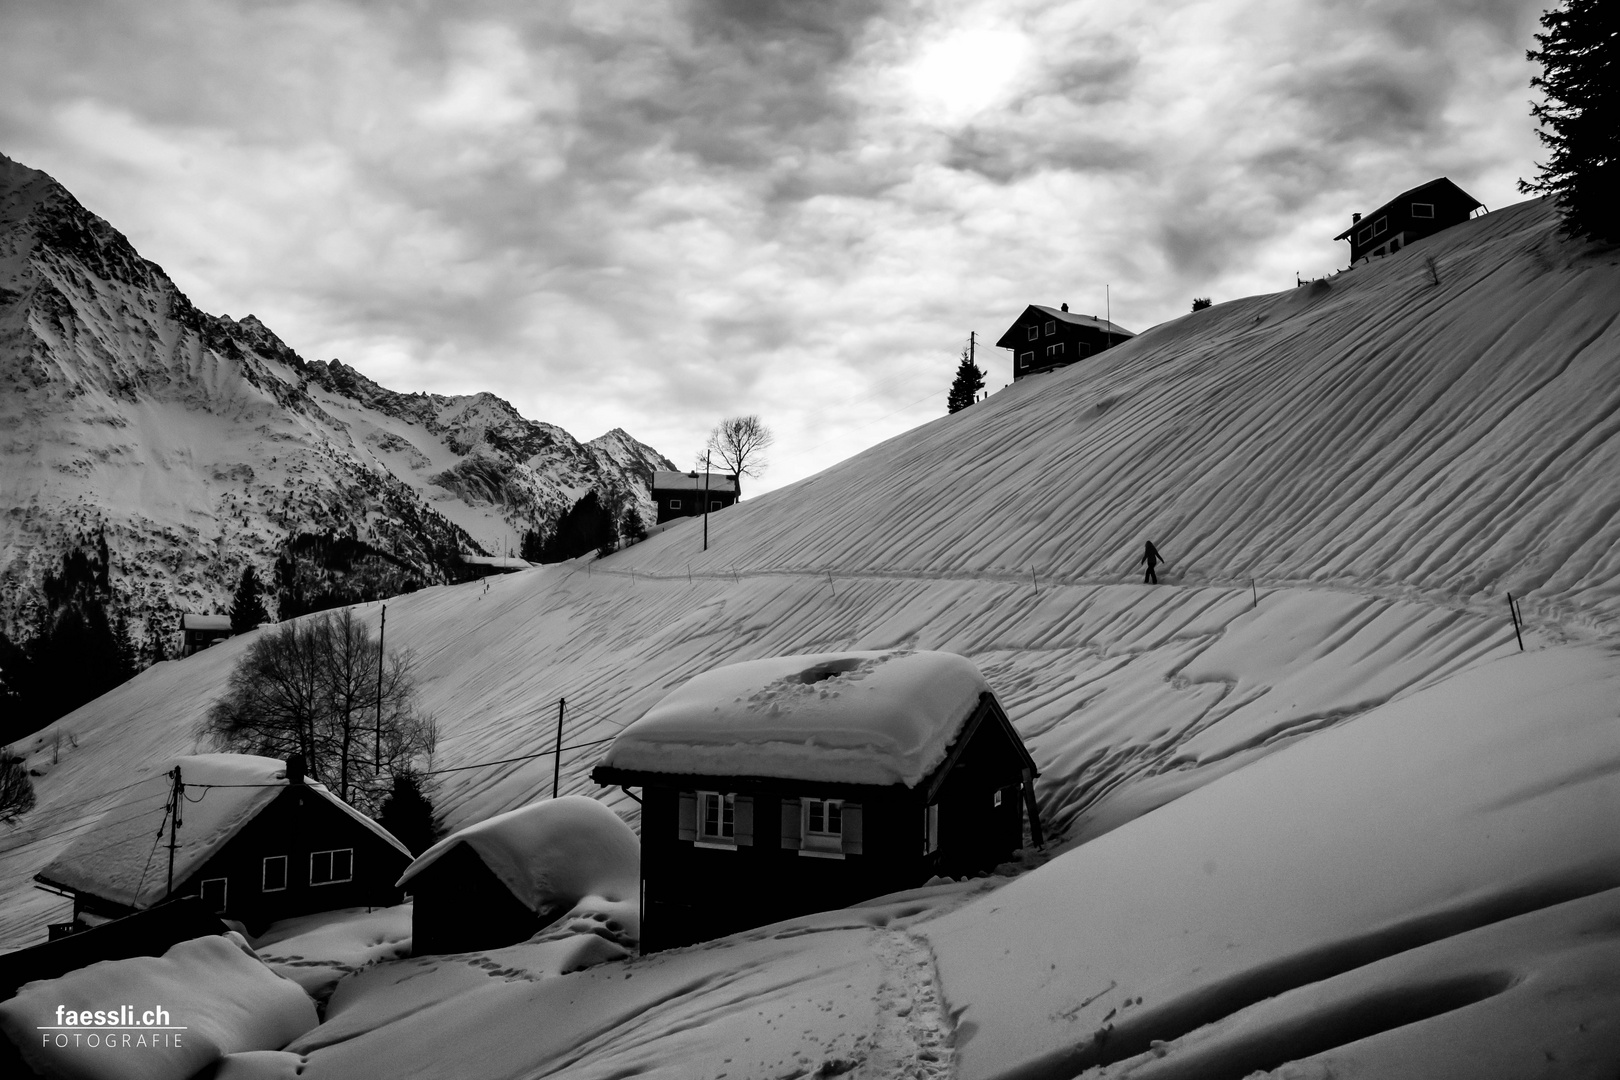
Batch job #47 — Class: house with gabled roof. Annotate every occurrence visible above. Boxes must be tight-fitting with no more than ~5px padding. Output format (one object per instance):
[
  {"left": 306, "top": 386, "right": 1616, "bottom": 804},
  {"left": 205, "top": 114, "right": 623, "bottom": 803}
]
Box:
[
  {"left": 652, "top": 471, "right": 739, "bottom": 524},
  {"left": 996, "top": 304, "right": 1136, "bottom": 382},
  {"left": 35, "top": 754, "right": 411, "bottom": 936},
  {"left": 592, "top": 649, "right": 1041, "bottom": 951},
  {"left": 1334, "top": 177, "right": 1484, "bottom": 265}
]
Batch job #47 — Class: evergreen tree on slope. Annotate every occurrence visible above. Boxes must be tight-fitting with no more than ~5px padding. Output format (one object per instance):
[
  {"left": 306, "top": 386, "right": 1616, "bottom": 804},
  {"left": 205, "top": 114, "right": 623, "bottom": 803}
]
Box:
[
  {"left": 947, "top": 347, "right": 986, "bottom": 414},
  {"left": 229, "top": 566, "right": 271, "bottom": 633},
  {"left": 1521, "top": 0, "right": 1619, "bottom": 244}
]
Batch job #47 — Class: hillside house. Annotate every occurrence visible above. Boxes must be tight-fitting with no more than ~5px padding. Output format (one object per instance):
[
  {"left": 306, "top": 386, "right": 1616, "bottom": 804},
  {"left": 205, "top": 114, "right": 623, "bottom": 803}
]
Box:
[
  {"left": 35, "top": 754, "right": 412, "bottom": 936},
  {"left": 1335, "top": 177, "right": 1483, "bottom": 265},
  {"left": 652, "top": 471, "right": 739, "bottom": 524},
  {"left": 997, "top": 304, "right": 1136, "bottom": 382},
  {"left": 180, "top": 613, "right": 233, "bottom": 656},
  {"left": 592, "top": 649, "right": 1041, "bottom": 952},
  {"left": 397, "top": 795, "right": 639, "bottom": 956}
]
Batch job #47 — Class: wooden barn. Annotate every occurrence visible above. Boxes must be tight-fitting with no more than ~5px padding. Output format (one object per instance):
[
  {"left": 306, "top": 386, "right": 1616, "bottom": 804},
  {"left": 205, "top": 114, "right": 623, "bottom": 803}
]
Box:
[
  {"left": 996, "top": 304, "right": 1136, "bottom": 382},
  {"left": 652, "top": 470, "right": 739, "bottom": 524},
  {"left": 1335, "top": 177, "right": 1483, "bottom": 265},
  {"left": 35, "top": 754, "right": 412, "bottom": 937},
  {"left": 398, "top": 795, "right": 640, "bottom": 956},
  {"left": 179, "top": 613, "right": 233, "bottom": 656},
  {"left": 592, "top": 650, "right": 1041, "bottom": 952}
]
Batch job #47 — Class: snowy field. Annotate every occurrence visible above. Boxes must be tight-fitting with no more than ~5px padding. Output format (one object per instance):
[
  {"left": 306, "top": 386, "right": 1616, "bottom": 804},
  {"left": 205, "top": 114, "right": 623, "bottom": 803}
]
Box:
[{"left": 3, "top": 198, "right": 1619, "bottom": 1077}]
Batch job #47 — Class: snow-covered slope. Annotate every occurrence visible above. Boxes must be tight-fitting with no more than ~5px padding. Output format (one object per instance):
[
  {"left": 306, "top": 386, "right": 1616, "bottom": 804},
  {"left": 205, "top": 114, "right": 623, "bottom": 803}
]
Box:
[
  {"left": 0, "top": 152, "right": 674, "bottom": 635},
  {"left": 4, "top": 196, "right": 1619, "bottom": 1077}
]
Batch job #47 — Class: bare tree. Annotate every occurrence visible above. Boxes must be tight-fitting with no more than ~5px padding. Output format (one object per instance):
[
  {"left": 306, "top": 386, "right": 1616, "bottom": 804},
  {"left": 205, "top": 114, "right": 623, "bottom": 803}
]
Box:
[
  {"left": 200, "top": 611, "right": 435, "bottom": 811},
  {"left": 1, "top": 747, "right": 35, "bottom": 824},
  {"left": 704, "top": 415, "right": 775, "bottom": 493}
]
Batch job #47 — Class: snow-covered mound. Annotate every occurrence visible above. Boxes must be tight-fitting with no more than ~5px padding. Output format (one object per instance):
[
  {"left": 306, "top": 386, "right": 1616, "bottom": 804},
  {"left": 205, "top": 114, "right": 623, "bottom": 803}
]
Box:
[
  {"left": 398, "top": 794, "right": 638, "bottom": 922},
  {"left": 0, "top": 933, "right": 317, "bottom": 1080},
  {"left": 0, "top": 152, "right": 674, "bottom": 637},
  {"left": 38, "top": 754, "right": 407, "bottom": 911},
  {"left": 601, "top": 649, "right": 990, "bottom": 786}
]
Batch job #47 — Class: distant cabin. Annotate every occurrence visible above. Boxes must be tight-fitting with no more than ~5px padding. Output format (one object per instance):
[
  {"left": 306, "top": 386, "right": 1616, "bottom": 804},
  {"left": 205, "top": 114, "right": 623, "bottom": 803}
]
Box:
[
  {"left": 997, "top": 304, "right": 1136, "bottom": 382},
  {"left": 35, "top": 754, "right": 412, "bottom": 937},
  {"left": 1335, "top": 177, "right": 1483, "bottom": 265},
  {"left": 592, "top": 650, "right": 1041, "bottom": 952},
  {"left": 397, "top": 795, "right": 639, "bottom": 956},
  {"left": 180, "top": 613, "right": 233, "bottom": 656},
  {"left": 651, "top": 471, "right": 739, "bottom": 524}
]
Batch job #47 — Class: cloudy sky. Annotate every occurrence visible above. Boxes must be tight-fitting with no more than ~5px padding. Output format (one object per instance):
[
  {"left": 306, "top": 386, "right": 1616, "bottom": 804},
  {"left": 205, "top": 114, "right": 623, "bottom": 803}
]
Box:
[{"left": 1, "top": 0, "right": 1550, "bottom": 494}]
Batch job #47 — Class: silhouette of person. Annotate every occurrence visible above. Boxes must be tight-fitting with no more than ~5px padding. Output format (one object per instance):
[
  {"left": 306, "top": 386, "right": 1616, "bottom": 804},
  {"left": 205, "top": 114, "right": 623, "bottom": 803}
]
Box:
[{"left": 1140, "top": 541, "right": 1165, "bottom": 584}]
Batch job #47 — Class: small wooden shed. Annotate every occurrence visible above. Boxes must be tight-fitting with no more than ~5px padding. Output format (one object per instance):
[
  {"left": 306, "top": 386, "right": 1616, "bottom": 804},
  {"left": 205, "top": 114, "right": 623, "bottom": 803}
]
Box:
[
  {"left": 35, "top": 754, "right": 412, "bottom": 937},
  {"left": 592, "top": 649, "right": 1041, "bottom": 952}
]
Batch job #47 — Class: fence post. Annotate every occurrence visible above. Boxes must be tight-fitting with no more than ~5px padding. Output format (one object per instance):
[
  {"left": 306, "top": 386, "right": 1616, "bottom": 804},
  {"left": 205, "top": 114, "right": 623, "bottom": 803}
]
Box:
[{"left": 1508, "top": 593, "right": 1524, "bottom": 652}]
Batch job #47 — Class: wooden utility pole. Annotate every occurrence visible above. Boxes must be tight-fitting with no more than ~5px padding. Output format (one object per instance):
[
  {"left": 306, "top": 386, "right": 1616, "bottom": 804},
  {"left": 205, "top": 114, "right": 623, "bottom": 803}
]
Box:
[
  {"left": 553, "top": 697, "right": 567, "bottom": 798},
  {"left": 969, "top": 329, "right": 976, "bottom": 367},
  {"left": 702, "top": 451, "right": 711, "bottom": 552},
  {"left": 164, "top": 766, "right": 182, "bottom": 899},
  {"left": 375, "top": 605, "right": 386, "bottom": 773}
]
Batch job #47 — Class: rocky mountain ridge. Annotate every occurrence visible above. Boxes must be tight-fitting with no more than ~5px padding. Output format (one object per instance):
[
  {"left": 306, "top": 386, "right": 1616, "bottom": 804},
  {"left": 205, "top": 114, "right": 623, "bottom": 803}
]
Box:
[{"left": 0, "top": 152, "right": 675, "bottom": 638}]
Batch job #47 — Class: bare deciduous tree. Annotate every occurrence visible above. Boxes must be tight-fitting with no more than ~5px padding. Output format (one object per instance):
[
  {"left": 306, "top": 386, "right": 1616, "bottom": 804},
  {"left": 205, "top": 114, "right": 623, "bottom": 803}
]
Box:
[
  {"left": 704, "top": 415, "right": 774, "bottom": 493},
  {"left": 200, "top": 610, "right": 435, "bottom": 811}
]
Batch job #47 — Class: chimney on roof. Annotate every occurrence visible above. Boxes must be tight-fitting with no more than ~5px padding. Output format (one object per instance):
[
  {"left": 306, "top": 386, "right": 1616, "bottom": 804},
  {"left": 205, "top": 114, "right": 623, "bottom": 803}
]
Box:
[
  {"left": 1060, "top": 303, "right": 1068, "bottom": 312},
  {"left": 1352, "top": 212, "right": 1362, "bottom": 223},
  {"left": 286, "top": 755, "right": 306, "bottom": 785}
]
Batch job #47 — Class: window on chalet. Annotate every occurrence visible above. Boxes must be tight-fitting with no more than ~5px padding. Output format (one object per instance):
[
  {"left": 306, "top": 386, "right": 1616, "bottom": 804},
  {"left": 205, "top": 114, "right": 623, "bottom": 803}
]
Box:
[
  {"left": 710, "top": 500, "right": 722, "bottom": 510},
  {"left": 1046, "top": 343, "right": 1064, "bottom": 357},
  {"left": 311, "top": 848, "right": 353, "bottom": 886},
  {"left": 199, "top": 877, "right": 228, "bottom": 913},
  {"left": 698, "top": 791, "right": 735, "bottom": 845},
  {"left": 1044, "top": 321, "right": 1056, "bottom": 335},
  {"left": 1357, "top": 225, "right": 1373, "bottom": 243},
  {"left": 782, "top": 797, "right": 860, "bottom": 857},
  {"left": 802, "top": 798, "right": 843, "bottom": 854},
  {"left": 1026, "top": 326, "right": 1038, "bottom": 341},
  {"left": 669, "top": 498, "right": 682, "bottom": 510},
  {"left": 1019, "top": 352, "right": 1033, "bottom": 369},
  {"left": 1411, "top": 202, "right": 1434, "bottom": 218},
  {"left": 923, "top": 804, "right": 940, "bottom": 854},
  {"left": 1374, "top": 216, "right": 1387, "bottom": 235},
  {"left": 262, "top": 855, "right": 288, "bottom": 892}
]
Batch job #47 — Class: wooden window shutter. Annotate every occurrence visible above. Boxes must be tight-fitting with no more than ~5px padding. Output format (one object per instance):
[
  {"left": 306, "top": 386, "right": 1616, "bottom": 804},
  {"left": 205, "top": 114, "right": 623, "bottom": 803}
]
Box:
[
  {"left": 735, "top": 795, "right": 754, "bottom": 846},
  {"left": 677, "top": 792, "right": 697, "bottom": 841},
  {"left": 841, "top": 802, "right": 863, "bottom": 855},
  {"left": 780, "top": 797, "right": 802, "bottom": 849}
]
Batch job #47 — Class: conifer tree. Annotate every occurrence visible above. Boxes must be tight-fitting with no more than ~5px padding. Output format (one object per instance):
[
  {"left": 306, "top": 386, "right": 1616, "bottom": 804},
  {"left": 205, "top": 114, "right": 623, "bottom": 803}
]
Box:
[
  {"left": 377, "top": 772, "right": 441, "bottom": 854},
  {"left": 229, "top": 566, "right": 271, "bottom": 633},
  {"left": 619, "top": 507, "right": 648, "bottom": 547},
  {"left": 947, "top": 347, "right": 986, "bottom": 414},
  {"left": 1520, "top": 0, "right": 1619, "bottom": 243}
]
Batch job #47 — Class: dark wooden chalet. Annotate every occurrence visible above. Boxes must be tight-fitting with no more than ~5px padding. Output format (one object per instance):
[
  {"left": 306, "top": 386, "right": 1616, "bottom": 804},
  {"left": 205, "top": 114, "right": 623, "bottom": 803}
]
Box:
[
  {"left": 398, "top": 794, "right": 640, "bottom": 956},
  {"left": 592, "top": 650, "right": 1042, "bottom": 952},
  {"left": 180, "top": 613, "right": 233, "bottom": 656},
  {"left": 652, "top": 471, "right": 740, "bottom": 524},
  {"left": 997, "top": 304, "right": 1136, "bottom": 382},
  {"left": 1334, "top": 177, "right": 1483, "bottom": 265},
  {"left": 35, "top": 754, "right": 412, "bottom": 937}
]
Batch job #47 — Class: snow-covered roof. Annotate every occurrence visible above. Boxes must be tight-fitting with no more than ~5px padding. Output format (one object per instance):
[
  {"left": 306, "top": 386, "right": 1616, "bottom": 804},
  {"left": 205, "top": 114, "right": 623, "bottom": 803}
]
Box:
[
  {"left": 181, "top": 614, "right": 233, "bottom": 632},
  {"left": 651, "top": 471, "right": 738, "bottom": 494},
  {"left": 598, "top": 650, "right": 992, "bottom": 788},
  {"left": 37, "top": 754, "right": 410, "bottom": 910},
  {"left": 1030, "top": 305, "right": 1136, "bottom": 338},
  {"left": 397, "top": 795, "right": 638, "bottom": 915}
]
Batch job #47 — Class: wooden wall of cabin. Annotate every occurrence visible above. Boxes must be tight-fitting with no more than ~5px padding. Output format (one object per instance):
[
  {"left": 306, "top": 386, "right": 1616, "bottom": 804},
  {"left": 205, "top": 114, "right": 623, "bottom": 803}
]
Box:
[
  {"left": 176, "top": 788, "right": 408, "bottom": 934},
  {"left": 932, "top": 718, "right": 1028, "bottom": 878},
  {"left": 407, "top": 842, "right": 543, "bottom": 955}
]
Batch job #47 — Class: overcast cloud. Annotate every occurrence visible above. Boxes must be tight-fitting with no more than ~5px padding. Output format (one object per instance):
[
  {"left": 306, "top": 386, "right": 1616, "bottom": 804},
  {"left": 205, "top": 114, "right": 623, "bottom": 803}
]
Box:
[{"left": 0, "top": 0, "right": 1548, "bottom": 493}]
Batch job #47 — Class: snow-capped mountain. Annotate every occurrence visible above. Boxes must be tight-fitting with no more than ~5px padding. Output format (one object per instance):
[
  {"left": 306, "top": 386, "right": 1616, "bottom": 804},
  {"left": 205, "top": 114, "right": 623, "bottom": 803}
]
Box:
[{"left": 0, "top": 153, "right": 675, "bottom": 635}]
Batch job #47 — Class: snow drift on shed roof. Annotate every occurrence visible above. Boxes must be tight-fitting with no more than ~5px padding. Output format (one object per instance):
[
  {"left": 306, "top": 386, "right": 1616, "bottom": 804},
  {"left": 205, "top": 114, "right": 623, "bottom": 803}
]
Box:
[
  {"left": 599, "top": 649, "right": 992, "bottom": 787},
  {"left": 651, "top": 471, "right": 739, "bottom": 494},
  {"left": 38, "top": 754, "right": 410, "bottom": 910},
  {"left": 397, "top": 795, "right": 638, "bottom": 914}
]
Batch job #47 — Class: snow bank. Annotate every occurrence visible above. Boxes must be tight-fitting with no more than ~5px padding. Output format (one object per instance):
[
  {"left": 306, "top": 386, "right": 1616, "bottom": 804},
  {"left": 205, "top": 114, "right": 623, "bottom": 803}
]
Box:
[
  {"left": 252, "top": 905, "right": 413, "bottom": 1001},
  {"left": 601, "top": 649, "right": 991, "bottom": 786},
  {"left": 397, "top": 795, "right": 638, "bottom": 923},
  {"left": 0, "top": 934, "right": 317, "bottom": 1080},
  {"left": 38, "top": 754, "right": 408, "bottom": 911}
]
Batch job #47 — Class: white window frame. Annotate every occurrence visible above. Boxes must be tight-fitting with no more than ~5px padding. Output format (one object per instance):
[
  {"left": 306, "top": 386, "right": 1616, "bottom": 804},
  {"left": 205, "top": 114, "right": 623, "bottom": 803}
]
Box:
[
  {"left": 1357, "top": 225, "right": 1372, "bottom": 243},
  {"left": 696, "top": 790, "right": 736, "bottom": 849},
  {"left": 801, "top": 797, "right": 844, "bottom": 856},
  {"left": 310, "top": 848, "right": 353, "bottom": 886},
  {"left": 199, "top": 877, "right": 228, "bottom": 913},
  {"left": 1019, "top": 352, "right": 1033, "bottom": 369},
  {"left": 1411, "top": 202, "right": 1434, "bottom": 218},
  {"left": 1044, "top": 321, "right": 1056, "bottom": 335},
  {"left": 262, "top": 855, "right": 288, "bottom": 892},
  {"left": 709, "top": 500, "right": 722, "bottom": 510},
  {"left": 669, "top": 498, "right": 682, "bottom": 510},
  {"left": 1026, "top": 325, "right": 1038, "bottom": 341},
  {"left": 1374, "top": 216, "right": 1388, "bottom": 235},
  {"left": 1046, "top": 343, "right": 1064, "bottom": 357},
  {"left": 923, "top": 804, "right": 940, "bottom": 854},
  {"left": 993, "top": 789, "right": 1003, "bottom": 808}
]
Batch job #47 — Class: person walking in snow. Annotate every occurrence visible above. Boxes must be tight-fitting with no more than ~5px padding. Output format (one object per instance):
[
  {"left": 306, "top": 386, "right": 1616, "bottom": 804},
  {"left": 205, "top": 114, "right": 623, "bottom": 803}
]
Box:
[{"left": 1139, "top": 541, "right": 1165, "bottom": 584}]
